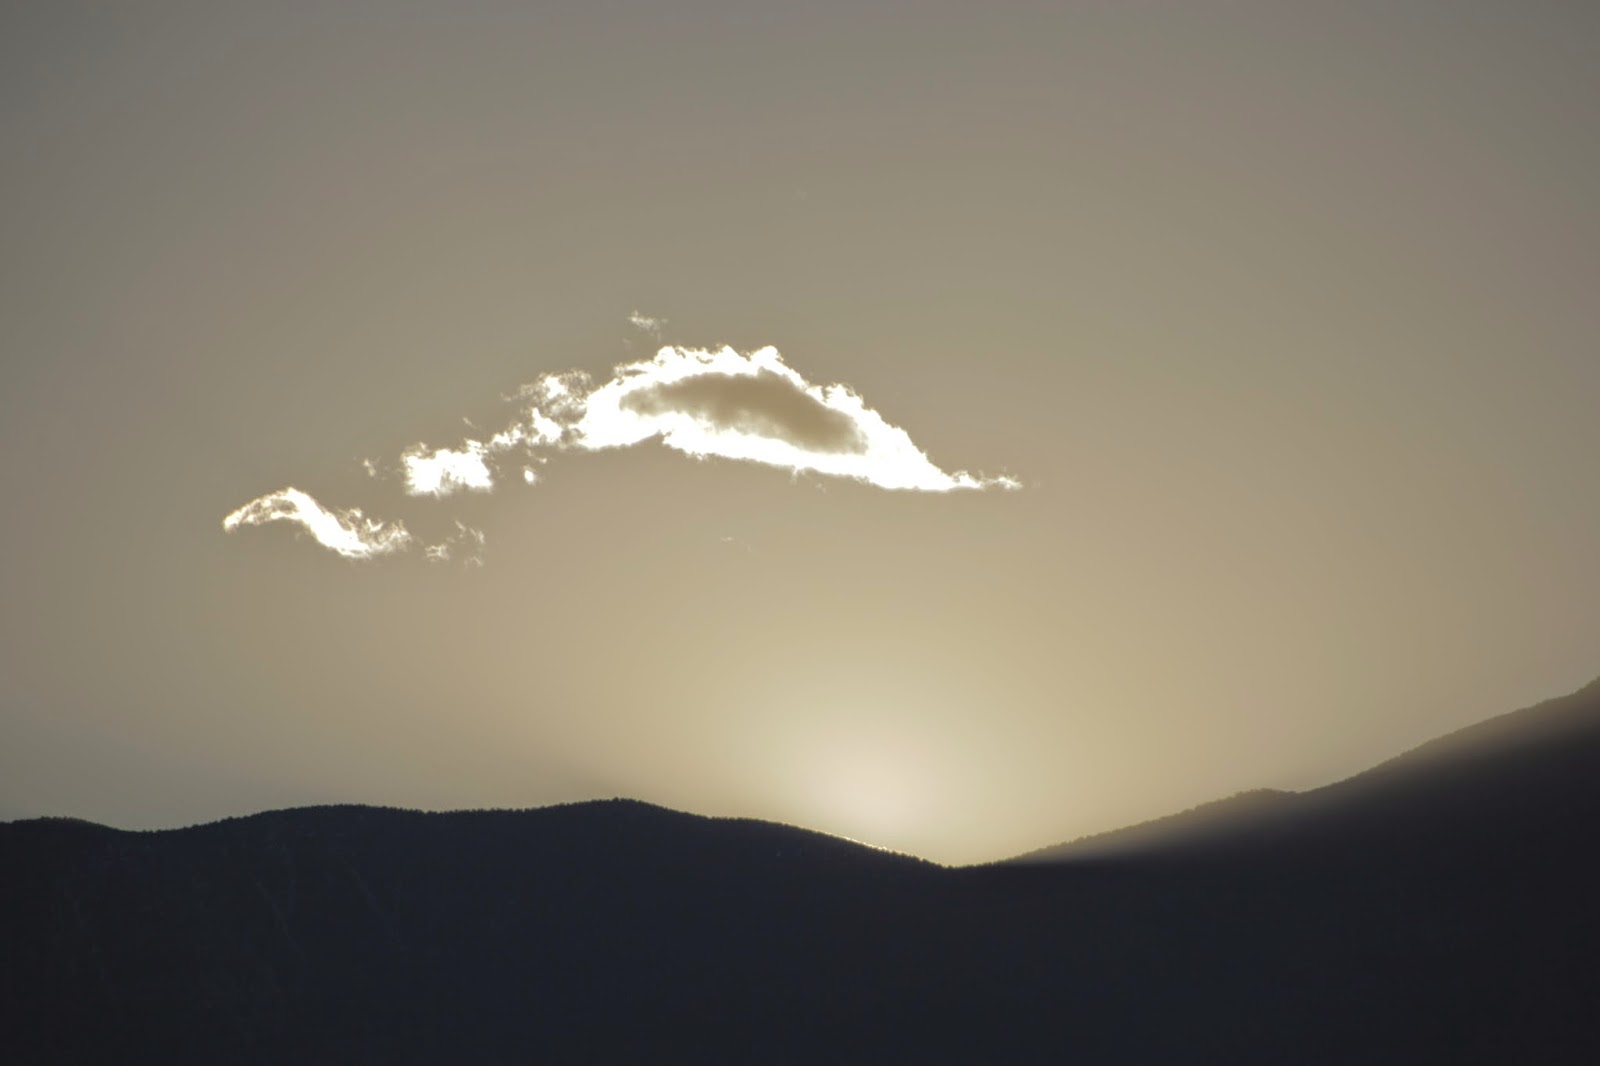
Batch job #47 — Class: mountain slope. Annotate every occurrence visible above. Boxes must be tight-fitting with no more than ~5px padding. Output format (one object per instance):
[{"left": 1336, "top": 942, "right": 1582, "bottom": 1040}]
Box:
[
  {"left": 4, "top": 680, "right": 1600, "bottom": 1064},
  {"left": 1018, "top": 674, "right": 1600, "bottom": 862}
]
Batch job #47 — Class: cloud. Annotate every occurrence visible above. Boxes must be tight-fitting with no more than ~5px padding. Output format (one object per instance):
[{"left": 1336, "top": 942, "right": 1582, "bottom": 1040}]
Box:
[
  {"left": 619, "top": 370, "right": 868, "bottom": 455},
  {"left": 223, "top": 330, "right": 1016, "bottom": 562},
  {"left": 221, "top": 488, "right": 412, "bottom": 560},
  {"left": 627, "top": 310, "right": 666, "bottom": 339},
  {"left": 564, "top": 346, "right": 1013, "bottom": 492},
  {"left": 424, "top": 521, "right": 487, "bottom": 567},
  {"left": 403, "top": 344, "right": 1012, "bottom": 494},
  {"left": 401, "top": 441, "right": 494, "bottom": 497}
]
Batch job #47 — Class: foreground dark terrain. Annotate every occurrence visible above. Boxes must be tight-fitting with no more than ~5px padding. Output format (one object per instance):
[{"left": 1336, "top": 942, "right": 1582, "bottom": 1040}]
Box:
[{"left": 6, "top": 679, "right": 1600, "bottom": 1064}]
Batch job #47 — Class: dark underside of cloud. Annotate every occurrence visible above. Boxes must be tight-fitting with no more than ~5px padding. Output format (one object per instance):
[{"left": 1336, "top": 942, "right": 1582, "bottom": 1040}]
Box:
[{"left": 620, "top": 370, "right": 869, "bottom": 455}]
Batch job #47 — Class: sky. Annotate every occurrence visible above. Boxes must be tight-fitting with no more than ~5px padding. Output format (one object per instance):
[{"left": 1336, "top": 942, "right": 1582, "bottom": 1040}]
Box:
[{"left": 2, "top": 1, "right": 1597, "bottom": 864}]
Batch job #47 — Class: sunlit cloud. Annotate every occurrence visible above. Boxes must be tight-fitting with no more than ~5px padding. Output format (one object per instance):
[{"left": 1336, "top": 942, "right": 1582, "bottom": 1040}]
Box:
[
  {"left": 401, "top": 441, "right": 494, "bottom": 497},
  {"left": 424, "top": 521, "right": 487, "bottom": 567},
  {"left": 627, "top": 310, "right": 666, "bottom": 339},
  {"left": 401, "top": 343, "right": 1016, "bottom": 495},
  {"left": 222, "top": 331, "right": 1017, "bottom": 562},
  {"left": 221, "top": 488, "right": 412, "bottom": 560},
  {"left": 563, "top": 346, "right": 1014, "bottom": 492}
]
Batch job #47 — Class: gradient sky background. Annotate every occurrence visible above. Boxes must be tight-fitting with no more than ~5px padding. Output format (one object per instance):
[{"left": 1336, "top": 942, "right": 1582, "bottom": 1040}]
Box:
[{"left": 3, "top": 1, "right": 1596, "bottom": 863}]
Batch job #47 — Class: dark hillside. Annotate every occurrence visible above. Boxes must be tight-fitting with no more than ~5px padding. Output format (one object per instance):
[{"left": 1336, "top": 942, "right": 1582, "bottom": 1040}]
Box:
[
  {"left": 5, "top": 680, "right": 1600, "bottom": 1064},
  {"left": 1019, "top": 674, "right": 1600, "bottom": 862}
]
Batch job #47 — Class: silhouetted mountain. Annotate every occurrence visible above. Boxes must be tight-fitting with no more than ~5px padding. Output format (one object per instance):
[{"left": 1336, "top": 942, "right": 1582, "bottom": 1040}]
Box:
[
  {"left": 1007, "top": 788, "right": 1297, "bottom": 860},
  {"left": 5, "top": 680, "right": 1600, "bottom": 1064},
  {"left": 1019, "top": 672, "right": 1600, "bottom": 863}
]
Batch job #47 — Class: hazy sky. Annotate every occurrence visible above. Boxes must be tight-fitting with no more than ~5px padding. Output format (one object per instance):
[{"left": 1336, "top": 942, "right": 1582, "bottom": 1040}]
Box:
[{"left": 3, "top": 1, "right": 1597, "bottom": 863}]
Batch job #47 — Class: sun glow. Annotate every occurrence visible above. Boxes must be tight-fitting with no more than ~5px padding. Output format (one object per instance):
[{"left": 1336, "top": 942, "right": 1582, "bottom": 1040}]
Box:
[
  {"left": 748, "top": 697, "right": 946, "bottom": 851},
  {"left": 802, "top": 743, "right": 929, "bottom": 844}
]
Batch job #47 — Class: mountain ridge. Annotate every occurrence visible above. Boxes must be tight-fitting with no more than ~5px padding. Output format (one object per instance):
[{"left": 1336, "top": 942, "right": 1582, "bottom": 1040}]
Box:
[
  {"left": 5, "top": 675, "right": 1600, "bottom": 1063},
  {"left": 12, "top": 673, "right": 1598, "bottom": 867},
  {"left": 1013, "top": 672, "right": 1600, "bottom": 862}
]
